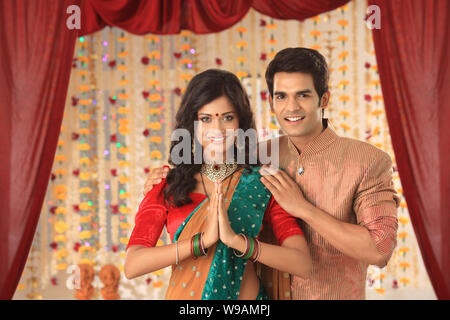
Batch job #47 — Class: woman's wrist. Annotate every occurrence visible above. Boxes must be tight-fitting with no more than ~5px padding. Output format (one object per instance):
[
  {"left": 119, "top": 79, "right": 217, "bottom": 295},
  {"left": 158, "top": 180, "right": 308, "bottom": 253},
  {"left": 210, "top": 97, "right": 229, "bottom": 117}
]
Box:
[
  {"left": 227, "top": 233, "right": 244, "bottom": 250},
  {"left": 202, "top": 232, "right": 216, "bottom": 248}
]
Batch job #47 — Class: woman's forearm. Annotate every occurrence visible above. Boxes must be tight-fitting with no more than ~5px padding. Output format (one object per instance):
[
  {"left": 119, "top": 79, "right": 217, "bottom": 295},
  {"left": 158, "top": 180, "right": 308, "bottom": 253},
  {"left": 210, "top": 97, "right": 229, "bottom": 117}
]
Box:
[
  {"left": 229, "top": 235, "right": 312, "bottom": 279},
  {"left": 125, "top": 236, "right": 311, "bottom": 280},
  {"left": 124, "top": 238, "right": 192, "bottom": 279},
  {"left": 258, "top": 242, "right": 311, "bottom": 278}
]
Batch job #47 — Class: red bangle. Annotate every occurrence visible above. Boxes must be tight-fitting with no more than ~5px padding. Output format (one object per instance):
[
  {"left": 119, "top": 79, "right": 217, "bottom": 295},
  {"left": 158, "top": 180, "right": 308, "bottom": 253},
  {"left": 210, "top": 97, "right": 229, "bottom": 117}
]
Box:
[{"left": 251, "top": 238, "right": 261, "bottom": 262}]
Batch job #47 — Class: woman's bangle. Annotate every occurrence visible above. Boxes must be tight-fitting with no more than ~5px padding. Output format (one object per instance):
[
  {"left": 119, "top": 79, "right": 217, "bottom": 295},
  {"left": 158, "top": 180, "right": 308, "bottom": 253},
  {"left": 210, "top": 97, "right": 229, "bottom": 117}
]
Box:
[
  {"left": 233, "top": 233, "right": 250, "bottom": 258},
  {"left": 194, "top": 233, "right": 201, "bottom": 257},
  {"left": 251, "top": 238, "right": 261, "bottom": 262},
  {"left": 190, "top": 235, "right": 197, "bottom": 260},
  {"left": 243, "top": 236, "right": 255, "bottom": 259},
  {"left": 175, "top": 240, "right": 179, "bottom": 265},
  {"left": 200, "top": 232, "right": 207, "bottom": 255},
  {"left": 191, "top": 233, "right": 207, "bottom": 259},
  {"left": 233, "top": 234, "right": 259, "bottom": 260}
]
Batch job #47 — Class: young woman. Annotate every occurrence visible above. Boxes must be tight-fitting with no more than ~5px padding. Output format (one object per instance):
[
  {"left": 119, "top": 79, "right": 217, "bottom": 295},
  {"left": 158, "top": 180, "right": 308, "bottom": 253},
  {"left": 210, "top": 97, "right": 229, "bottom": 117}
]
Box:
[{"left": 124, "top": 69, "right": 311, "bottom": 300}]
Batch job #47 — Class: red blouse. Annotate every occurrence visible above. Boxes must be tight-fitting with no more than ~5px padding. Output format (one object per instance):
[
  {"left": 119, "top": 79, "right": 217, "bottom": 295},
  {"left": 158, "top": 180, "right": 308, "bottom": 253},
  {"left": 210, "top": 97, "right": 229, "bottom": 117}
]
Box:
[{"left": 126, "top": 178, "right": 303, "bottom": 250}]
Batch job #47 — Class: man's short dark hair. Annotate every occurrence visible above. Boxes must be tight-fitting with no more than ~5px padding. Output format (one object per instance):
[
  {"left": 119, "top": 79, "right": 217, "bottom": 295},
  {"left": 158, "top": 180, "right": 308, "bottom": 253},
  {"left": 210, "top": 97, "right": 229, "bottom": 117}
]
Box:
[{"left": 265, "top": 47, "right": 329, "bottom": 99}]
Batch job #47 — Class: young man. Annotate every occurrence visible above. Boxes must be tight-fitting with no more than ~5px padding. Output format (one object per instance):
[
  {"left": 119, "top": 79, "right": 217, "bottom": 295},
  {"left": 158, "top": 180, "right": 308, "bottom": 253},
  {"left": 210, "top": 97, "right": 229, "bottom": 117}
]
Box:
[{"left": 142, "top": 48, "right": 400, "bottom": 299}]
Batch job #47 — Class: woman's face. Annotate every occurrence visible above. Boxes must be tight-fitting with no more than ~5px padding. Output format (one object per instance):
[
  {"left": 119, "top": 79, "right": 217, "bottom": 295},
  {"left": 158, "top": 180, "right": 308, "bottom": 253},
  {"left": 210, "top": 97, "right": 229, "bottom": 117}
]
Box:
[{"left": 195, "top": 95, "right": 240, "bottom": 163}]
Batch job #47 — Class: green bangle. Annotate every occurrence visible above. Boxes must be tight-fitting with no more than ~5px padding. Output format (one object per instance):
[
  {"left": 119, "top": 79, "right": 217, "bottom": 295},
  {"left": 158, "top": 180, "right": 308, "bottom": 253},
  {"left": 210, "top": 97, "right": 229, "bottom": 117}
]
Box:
[
  {"left": 193, "top": 233, "right": 201, "bottom": 257},
  {"left": 244, "top": 237, "right": 255, "bottom": 259}
]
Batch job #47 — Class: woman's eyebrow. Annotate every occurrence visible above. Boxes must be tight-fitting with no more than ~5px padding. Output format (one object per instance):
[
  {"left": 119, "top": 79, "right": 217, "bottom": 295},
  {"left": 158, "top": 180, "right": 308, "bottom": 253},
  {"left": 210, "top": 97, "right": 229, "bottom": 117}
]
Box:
[{"left": 198, "top": 111, "right": 236, "bottom": 116}]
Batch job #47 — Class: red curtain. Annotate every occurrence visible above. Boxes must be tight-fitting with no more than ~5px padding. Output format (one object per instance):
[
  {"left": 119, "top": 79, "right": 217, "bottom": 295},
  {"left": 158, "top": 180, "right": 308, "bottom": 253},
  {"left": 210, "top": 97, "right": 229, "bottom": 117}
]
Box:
[
  {"left": 80, "top": 0, "right": 252, "bottom": 35},
  {"left": 252, "top": 0, "right": 349, "bottom": 21},
  {"left": 80, "top": 0, "right": 350, "bottom": 36},
  {"left": 0, "top": 0, "right": 80, "bottom": 299},
  {"left": 369, "top": 0, "right": 450, "bottom": 299}
]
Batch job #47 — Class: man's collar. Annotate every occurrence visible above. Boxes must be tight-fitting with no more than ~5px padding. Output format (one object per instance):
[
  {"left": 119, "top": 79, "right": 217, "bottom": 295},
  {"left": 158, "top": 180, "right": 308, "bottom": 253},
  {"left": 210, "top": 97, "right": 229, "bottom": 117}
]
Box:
[{"left": 287, "top": 118, "right": 338, "bottom": 156}]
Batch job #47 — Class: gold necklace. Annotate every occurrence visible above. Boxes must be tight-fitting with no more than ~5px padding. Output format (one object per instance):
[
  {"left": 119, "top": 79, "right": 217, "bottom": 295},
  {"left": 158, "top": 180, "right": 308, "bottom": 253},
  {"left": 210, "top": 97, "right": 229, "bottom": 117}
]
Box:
[
  {"left": 200, "top": 171, "right": 234, "bottom": 199},
  {"left": 200, "top": 161, "right": 238, "bottom": 182}
]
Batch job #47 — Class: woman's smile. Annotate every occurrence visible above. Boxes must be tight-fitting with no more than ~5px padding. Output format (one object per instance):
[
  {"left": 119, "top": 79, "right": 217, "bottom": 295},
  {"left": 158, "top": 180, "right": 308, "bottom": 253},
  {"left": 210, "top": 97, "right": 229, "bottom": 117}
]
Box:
[{"left": 208, "top": 135, "right": 225, "bottom": 144}]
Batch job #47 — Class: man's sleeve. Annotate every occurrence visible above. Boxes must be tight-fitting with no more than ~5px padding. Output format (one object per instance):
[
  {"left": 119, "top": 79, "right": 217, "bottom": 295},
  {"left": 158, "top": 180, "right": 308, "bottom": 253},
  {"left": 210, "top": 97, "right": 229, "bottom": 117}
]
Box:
[{"left": 353, "top": 151, "right": 400, "bottom": 265}]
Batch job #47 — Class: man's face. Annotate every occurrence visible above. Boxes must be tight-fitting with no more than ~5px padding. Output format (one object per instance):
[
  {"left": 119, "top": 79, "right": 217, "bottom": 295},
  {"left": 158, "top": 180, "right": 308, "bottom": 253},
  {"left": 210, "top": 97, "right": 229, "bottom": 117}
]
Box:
[{"left": 269, "top": 72, "right": 328, "bottom": 139}]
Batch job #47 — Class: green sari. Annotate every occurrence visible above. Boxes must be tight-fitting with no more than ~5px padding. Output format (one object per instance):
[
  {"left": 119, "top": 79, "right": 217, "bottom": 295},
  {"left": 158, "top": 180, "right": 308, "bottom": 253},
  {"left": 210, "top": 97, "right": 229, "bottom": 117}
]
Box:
[{"left": 165, "top": 166, "right": 272, "bottom": 300}]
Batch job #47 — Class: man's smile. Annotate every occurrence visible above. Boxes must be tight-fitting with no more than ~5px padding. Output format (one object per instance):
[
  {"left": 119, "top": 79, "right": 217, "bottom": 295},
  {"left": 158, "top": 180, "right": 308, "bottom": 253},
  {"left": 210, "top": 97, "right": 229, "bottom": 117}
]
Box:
[{"left": 284, "top": 115, "right": 306, "bottom": 123}]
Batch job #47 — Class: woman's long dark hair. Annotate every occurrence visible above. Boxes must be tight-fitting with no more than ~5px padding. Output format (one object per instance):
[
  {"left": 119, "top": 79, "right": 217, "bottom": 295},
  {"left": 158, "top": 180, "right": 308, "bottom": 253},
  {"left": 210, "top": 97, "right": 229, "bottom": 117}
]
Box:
[{"left": 164, "top": 69, "right": 257, "bottom": 207}]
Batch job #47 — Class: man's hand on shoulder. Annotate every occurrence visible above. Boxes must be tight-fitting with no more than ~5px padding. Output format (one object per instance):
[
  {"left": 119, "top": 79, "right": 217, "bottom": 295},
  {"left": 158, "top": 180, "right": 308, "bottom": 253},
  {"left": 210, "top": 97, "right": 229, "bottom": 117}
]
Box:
[{"left": 143, "top": 166, "right": 170, "bottom": 195}]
